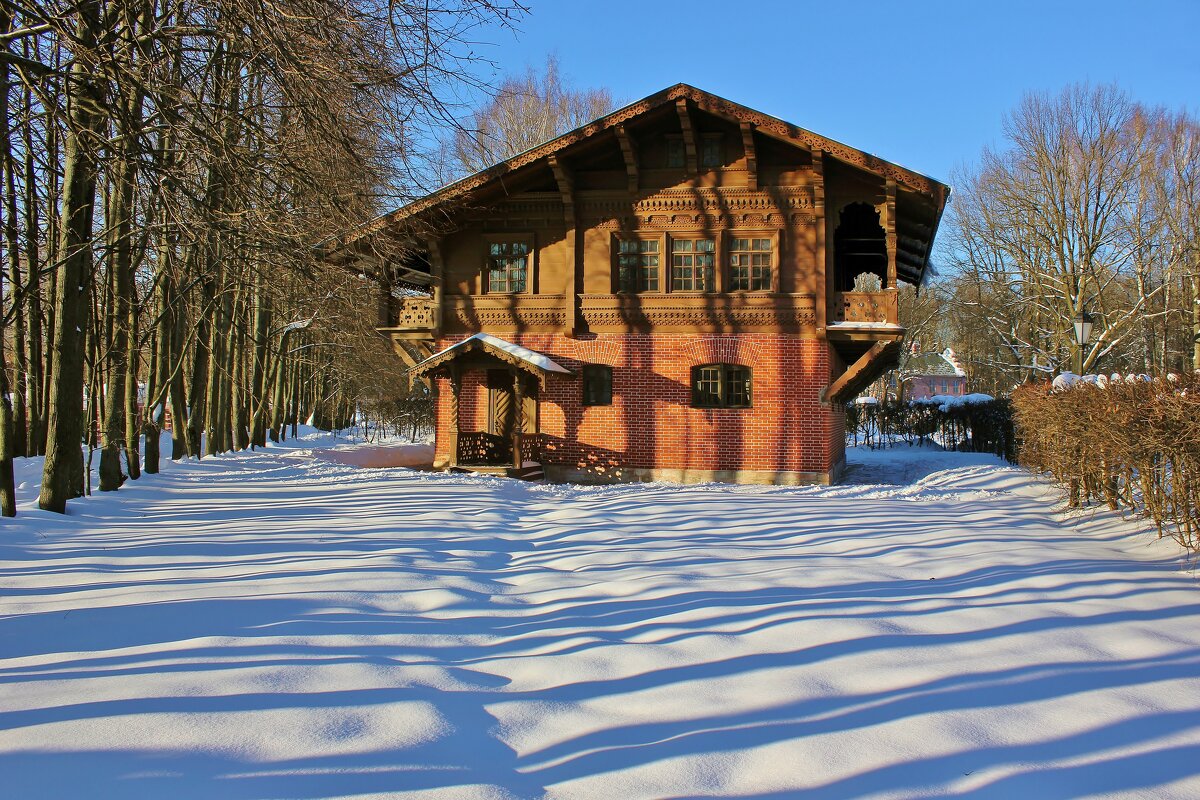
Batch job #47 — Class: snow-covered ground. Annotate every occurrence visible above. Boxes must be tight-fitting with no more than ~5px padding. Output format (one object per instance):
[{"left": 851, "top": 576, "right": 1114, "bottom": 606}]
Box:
[{"left": 2, "top": 435, "right": 1199, "bottom": 799}]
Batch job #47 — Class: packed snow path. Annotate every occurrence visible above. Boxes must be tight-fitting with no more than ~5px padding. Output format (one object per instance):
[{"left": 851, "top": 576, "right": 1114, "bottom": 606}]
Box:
[{"left": 2, "top": 440, "right": 1199, "bottom": 799}]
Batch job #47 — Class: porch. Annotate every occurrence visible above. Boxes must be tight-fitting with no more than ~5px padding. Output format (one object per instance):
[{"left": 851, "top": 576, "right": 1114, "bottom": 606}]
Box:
[{"left": 409, "top": 334, "right": 573, "bottom": 478}]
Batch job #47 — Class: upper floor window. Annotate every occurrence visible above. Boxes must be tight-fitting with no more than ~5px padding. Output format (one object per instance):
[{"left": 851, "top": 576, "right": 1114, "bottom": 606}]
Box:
[
  {"left": 729, "top": 237, "right": 773, "bottom": 291},
  {"left": 699, "top": 134, "right": 722, "bottom": 168},
  {"left": 486, "top": 239, "right": 529, "bottom": 293},
  {"left": 691, "top": 363, "right": 752, "bottom": 408},
  {"left": 671, "top": 238, "right": 715, "bottom": 292},
  {"left": 666, "top": 136, "right": 685, "bottom": 168},
  {"left": 617, "top": 238, "right": 660, "bottom": 292}
]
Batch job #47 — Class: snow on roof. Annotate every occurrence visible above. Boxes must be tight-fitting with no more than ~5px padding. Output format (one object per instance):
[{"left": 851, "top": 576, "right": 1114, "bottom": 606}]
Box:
[
  {"left": 902, "top": 349, "right": 966, "bottom": 378},
  {"left": 827, "top": 321, "right": 905, "bottom": 330},
  {"left": 417, "top": 333, "right": 572, "bottom": 375}
]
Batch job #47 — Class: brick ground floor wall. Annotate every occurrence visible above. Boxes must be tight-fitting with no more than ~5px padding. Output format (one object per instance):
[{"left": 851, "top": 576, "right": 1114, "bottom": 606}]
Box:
[{"left": 433, "top": 333, "right": 846, "bottom": 483}]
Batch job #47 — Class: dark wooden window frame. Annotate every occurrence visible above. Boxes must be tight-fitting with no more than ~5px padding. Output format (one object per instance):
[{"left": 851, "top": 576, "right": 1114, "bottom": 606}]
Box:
[
  {"left": 613, "top": 233, "right": 664, "bottom": 293},
  {"left": 727, "top": 230, "right": 778, "bottom": 292},
  {"left": 691, "top": 363, "right": 752, "bottom": 408},
  {"left": 482, "top": 233, "right": 534, "bottom": 294},
  {"left": 668, "top": 234, "right": 717, "bottom": 293},
  {"left": 699, "top": 133, "right": 723, "bottom": 168},
  {"left": 665, "top": 134, "right": 685, "bottom": 168},
  {"left": 582, "top": 364, "right": 613, "bottom": 406}
]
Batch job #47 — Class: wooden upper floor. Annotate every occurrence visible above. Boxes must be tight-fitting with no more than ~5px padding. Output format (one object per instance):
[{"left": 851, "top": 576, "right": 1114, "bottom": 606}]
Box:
[{"left": 326, "top": 85, "right": 947, "bottom": 362}]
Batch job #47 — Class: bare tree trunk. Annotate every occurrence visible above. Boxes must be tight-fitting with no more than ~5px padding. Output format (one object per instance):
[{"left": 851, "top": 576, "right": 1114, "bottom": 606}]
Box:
[{"left": 40, "top": 1, "right": 105, "bottom": 513}]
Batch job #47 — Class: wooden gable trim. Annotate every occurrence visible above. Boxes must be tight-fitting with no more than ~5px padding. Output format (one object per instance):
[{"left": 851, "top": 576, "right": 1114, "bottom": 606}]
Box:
[
  {"left": 334, "top": 84, "right": 948, "bottom": 250},
  {"left": 410, "top": 336, "right": 572, "bottom": 389}
]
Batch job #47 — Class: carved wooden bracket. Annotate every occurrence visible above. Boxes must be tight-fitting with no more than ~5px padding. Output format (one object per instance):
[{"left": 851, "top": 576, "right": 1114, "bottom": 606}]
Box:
[
  {"left": 548, "top": 155, "right": 575, "bottom": 221},
  {"left": 740, "top": 122, "right": 757, "bottom": 191},
  {"left": 613, "top": 125, "right": 640, "bottom": 195},
  {"left": 675, "top": 98, "right": 698, "bottom": 174}
]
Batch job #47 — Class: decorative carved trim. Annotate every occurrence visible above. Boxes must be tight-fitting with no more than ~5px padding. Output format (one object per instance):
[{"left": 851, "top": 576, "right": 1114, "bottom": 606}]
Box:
[
  {"left": 445, "top": 294, "right": 569, "bottom": 332},
  {"left": 580, "top": 293, "right": 817, "bottom": 333},
  {"left": 348, "top": 84, "right": 944, "bottom": 242}
]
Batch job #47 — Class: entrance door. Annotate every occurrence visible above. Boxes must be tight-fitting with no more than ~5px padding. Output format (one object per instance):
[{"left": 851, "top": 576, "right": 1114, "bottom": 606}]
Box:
[
  {"left": 487, "top": 369, "right": 538, "bottom": 438},
  {"left": 487, "top": 369, "right": 514, "bottom": 438}
]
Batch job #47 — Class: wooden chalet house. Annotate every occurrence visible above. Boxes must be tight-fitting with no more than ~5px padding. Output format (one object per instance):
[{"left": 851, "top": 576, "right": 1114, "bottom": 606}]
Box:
[{"left": 332, "top": 85, "right": 948, "bottom": 484}]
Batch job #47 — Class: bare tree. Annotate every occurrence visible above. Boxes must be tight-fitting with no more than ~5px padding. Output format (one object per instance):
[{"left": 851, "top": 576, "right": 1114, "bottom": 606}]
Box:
[
  {"left": 945, "top": 84, "right": 1200, "bottom": 386},
  {"left": 454, "top": 54, "right": 616, "bottom": 174}
]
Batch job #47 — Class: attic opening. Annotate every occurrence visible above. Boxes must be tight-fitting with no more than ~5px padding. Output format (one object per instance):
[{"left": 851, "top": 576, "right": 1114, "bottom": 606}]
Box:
[{"left": 834, "top": 202, "right": 887, "bottom": 292}]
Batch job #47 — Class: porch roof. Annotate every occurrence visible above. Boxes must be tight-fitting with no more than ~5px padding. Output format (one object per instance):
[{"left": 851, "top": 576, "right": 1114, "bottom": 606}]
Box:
[{"left": 410, "top": 333, "right": 573, "bottom": 384}]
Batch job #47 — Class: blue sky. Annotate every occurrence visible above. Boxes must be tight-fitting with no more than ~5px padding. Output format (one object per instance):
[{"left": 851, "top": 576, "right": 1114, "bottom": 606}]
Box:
[{"left": 471, "top": 0, "right": 1199, "bottom": 185}]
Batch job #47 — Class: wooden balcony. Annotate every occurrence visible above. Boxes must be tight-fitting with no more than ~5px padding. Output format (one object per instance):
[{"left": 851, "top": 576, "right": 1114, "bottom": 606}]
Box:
[
  {"left": 831, "top": 290, "right": 899, "bottom": 325},
  {"left": 379, "top": 295, "right": 436, "bottom": 340}
]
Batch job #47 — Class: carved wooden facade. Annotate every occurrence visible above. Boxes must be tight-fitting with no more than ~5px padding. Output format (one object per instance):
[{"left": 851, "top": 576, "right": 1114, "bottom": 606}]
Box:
[{"left": 334, "top": 85, "right": 948, "bottom": 484}]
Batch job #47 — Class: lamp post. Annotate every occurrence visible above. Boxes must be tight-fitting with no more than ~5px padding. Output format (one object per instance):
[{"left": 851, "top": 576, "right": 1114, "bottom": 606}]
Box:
[{"left": 1073, "top": 309, "right": 1094, "bottom": 375}]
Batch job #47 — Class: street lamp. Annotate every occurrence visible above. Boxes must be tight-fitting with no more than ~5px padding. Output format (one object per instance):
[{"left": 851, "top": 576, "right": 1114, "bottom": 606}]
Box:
[{"left": 1073, "top": 309, "right": 1094, "bottom": 375}]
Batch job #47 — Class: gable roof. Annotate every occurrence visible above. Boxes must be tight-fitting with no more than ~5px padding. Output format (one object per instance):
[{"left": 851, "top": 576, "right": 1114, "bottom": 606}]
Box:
[
  {"left": 410, "top": 333, "right": 573, "bottom": 386},
  {"left": 338, "top": 83, "right": 950, "bottom": 249},
  {"left": 902, "top": 349, "right": 967, "bottom": 378}
]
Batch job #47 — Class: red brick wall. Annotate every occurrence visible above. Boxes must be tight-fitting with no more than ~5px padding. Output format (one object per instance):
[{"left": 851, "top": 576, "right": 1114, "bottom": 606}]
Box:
[{"left": 433, "top": 333, "right": 841, "bottom": 478}]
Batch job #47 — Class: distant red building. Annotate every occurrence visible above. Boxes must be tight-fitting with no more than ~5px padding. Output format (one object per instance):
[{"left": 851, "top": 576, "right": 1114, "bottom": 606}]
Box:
[{"left": 900, "top": 349, "right": 967, "bottom": 400}]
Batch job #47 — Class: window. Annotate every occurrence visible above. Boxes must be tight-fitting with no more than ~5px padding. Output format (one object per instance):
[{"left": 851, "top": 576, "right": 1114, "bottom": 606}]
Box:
[
  {"left": 582, "top": 365, "right": 612, "bottom": 406},
  {"left": 700, "top": 135, "right": 722, "bottom": 168},
  {"left": 691, "top": 364, "right": 752, "bottom": 408},
  {"left": 666, "top": 136, "right": 685, "bottom": 168},
  {"left": 486, "top": 239, "right": 529, "bottom": 293},
  {"left": 617, "top": 238, "right": 660, "bottom": 292},
  {"left": 729, "top": 237, "right": 773, "bottom": 291},
  {"left": 671, "top": 238, "right": 715, "bottom": 292}
]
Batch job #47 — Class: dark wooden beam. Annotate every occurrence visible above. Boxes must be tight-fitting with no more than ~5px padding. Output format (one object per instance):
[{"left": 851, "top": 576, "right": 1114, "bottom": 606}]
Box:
[
  {"left": 740, "top": 122, "right": 757, "bottom": 191},
  {"left": 821, "top": 339, "right": 903, "bottom": 405},
  {"left": 549, "top": 155, "right": 579, "bottom": 334},
  {"left": 675, "top": 98, "right": 698, "bottom": 174},
  {"left": 614, "top": 125, "right": 639, "bottom": 194}
]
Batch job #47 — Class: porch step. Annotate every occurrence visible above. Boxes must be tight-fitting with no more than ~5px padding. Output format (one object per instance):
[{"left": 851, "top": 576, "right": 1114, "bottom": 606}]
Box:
[
  {"left": 508, "top": 463, "right": 545, "bottom": 481},
  {"left": 449, "top": 462, "right": 545, "bottom": 481}
]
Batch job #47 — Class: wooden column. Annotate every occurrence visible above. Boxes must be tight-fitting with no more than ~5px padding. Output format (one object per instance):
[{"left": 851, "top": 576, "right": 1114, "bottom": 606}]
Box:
[
  {"left": 812, "top": 149, "right": 828, "bottom": 333},
  {"left": 448, "top": 365, "right": 461, "bottom": 468},
  {"left": 422, "top": 234, "right": 445, "bottom": 337},
  {"left": 511, "top": 370, "right": 524, "bottom": 470},
  {"left": 884, "top": 179, "right": 898, "bottom": 289},
  {"left": 549, "top": 155, "right": 579, "bottom": 335}
]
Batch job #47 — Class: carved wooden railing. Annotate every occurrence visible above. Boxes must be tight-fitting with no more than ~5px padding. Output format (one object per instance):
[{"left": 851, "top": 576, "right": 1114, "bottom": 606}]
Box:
[
  {"left": 457, "top": 431, "right": 510, "bottom": 465},
  {"left": 831, "top": 290, "right": 899, "bottom": 325},
  {"left": 384, "top": 295, "right": 436, "bottom": 333}
]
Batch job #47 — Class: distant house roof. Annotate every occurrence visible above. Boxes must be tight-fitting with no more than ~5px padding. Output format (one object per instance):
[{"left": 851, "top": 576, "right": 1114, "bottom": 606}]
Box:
[{"left": 901, "top": 348, "right": 967, "bottom": 378}]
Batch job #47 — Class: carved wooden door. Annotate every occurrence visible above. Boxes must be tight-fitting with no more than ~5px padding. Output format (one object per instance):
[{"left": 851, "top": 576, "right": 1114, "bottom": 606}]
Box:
[{"left": 487, "top": 369, "right": 514, "bottom": 438}]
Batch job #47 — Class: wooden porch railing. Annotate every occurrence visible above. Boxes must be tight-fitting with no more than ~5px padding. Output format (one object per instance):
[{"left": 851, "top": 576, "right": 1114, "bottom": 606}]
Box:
[
  {"left": 384, "top": 295, "right": 436, "bottom": 332},
  {"left": 457, "top": 431, "right": 511, "bottom": 465}
]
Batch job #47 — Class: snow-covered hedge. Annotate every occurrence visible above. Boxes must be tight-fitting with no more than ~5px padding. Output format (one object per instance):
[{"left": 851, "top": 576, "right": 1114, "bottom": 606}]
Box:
[
  {"left": 1012, "top": 374, "right": 1200, "bottom": 555},
  {"left": 847, "top": 395, "right": 1016, "bottom": 462}
]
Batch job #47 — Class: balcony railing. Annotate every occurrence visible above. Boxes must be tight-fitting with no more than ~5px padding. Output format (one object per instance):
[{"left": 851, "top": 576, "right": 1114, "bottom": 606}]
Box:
[
  {"left": 831, "top": 290, "right": 898, "bottom": 325},
  {"left": 383, "top": 295, "right": 436, "bottom": 334}
]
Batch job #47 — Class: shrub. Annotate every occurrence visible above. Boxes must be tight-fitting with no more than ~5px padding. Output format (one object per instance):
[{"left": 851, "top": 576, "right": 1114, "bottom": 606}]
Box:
[{"left": 1011, "top": 374, "right": 1200, "bottom": 555}]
